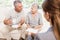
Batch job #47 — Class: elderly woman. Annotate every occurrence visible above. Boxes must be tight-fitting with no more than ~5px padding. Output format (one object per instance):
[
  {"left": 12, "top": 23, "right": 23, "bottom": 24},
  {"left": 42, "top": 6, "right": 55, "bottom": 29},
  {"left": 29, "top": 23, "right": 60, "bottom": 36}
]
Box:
[{"left": 25, "top": 3, "right": 43, "bottom": 40}]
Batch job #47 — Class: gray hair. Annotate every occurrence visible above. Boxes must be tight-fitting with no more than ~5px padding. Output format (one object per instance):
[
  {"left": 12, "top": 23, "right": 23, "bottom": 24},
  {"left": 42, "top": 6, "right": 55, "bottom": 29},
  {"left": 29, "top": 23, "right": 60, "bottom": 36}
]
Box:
[
  {"left": 14, "top": 0, "right": 22, "bottom": 6},
  {"left": 31, "top": 3, "right": 39, "bottom": 9}
]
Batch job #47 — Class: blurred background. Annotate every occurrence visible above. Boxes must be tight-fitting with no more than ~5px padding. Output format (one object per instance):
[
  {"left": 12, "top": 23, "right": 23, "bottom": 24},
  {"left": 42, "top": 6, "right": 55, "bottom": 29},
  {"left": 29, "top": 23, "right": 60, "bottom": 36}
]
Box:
[{"left": 0, "top": 0, "right": 44, "bottom": 8}]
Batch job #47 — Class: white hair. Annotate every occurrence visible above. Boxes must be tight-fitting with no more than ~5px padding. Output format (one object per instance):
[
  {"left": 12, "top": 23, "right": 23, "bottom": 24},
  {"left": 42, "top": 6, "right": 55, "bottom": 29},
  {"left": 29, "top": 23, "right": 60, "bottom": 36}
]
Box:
[{"left": 31, "top": 3, "right": 39, "bottom": 9}]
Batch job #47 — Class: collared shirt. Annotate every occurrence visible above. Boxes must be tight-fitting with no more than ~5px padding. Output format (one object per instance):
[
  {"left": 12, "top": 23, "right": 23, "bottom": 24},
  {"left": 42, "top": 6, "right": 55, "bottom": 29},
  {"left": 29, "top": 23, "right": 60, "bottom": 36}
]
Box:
[
  {"left": 5, "top": 9, "right": 26, "bottom": 28},
  {"left": 25, "top": 12, "right": 43, "bottom": 28}
]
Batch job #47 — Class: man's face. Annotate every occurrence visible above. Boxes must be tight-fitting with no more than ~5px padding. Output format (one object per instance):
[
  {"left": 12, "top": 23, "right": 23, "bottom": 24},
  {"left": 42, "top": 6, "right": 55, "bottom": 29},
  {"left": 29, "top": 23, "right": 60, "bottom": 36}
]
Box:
[
  {"left": 15, "top": 3, "right": 22, "bottom": 12},
  {"left": 31, "top": 5, "right": 38, "bottom": 14}
]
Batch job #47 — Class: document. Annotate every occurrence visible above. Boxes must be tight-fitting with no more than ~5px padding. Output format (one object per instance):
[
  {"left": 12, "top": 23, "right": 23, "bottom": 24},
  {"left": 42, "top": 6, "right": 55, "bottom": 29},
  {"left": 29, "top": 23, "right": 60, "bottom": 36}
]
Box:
[{"left": 26, "top": 28, "right": 38, "bottom": 33}]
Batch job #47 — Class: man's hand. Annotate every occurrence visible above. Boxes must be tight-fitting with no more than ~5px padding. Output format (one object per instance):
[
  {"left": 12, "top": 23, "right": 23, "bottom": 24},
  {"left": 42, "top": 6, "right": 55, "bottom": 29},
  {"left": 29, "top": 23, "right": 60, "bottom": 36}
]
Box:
[
  {"left": 19, "top": 18, "right": 25, "bottom": 25},
  {"left": 18, "top": 18, "right": 25, "bottom": 28},
  {"left": 18, "top": 23, "right": 22, "bottom": 28},
  {"left": 4, "top": 19, "right": 12, "bottom": 25}
]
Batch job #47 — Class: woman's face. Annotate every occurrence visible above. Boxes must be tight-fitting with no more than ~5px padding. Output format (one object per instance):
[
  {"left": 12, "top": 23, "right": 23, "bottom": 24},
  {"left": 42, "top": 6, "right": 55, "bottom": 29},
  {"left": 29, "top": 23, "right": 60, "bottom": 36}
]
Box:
[
  {"left": 31, "top": 5, "right": 38, "bottom": 14},
  {"left": 44, "top": 12, "right": 51, "bottom": 22}
]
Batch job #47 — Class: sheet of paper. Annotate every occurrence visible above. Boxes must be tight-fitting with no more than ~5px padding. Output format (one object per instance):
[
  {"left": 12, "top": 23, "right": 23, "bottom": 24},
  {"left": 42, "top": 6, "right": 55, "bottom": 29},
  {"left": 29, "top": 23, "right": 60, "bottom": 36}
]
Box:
[
  {"left": 26, "top": 28, "right": 38, "bottom": 33},
  {"left": 12, "top": 25, "right": 19, "bottom": 28},
  {"left": 12, "top": 18, "right": 17, "bottom": 24}
]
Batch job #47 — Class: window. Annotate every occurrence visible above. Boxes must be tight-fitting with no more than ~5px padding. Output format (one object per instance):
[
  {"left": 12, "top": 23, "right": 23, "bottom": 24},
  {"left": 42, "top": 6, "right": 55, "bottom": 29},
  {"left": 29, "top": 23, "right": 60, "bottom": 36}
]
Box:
[{"left": 0, "top": 0, "right": 44, "bottom": 8}]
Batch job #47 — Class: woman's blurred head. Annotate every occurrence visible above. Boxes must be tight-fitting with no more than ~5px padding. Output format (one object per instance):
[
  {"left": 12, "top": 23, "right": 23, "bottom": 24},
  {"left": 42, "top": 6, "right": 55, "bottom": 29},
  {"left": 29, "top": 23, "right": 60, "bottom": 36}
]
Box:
[
  {"left": 42, "top": 0, "right": 60, "bottom": 34},
  {"left": 31, "top": 3, "right": 38, "bottom": 14}
]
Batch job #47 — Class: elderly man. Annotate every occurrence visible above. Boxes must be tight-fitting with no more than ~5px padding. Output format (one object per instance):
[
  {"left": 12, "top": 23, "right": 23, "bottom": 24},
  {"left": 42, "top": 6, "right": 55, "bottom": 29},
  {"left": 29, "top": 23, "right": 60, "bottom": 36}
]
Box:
[{"left": 4, "top": 0, "right": 27, "bottom": 40}]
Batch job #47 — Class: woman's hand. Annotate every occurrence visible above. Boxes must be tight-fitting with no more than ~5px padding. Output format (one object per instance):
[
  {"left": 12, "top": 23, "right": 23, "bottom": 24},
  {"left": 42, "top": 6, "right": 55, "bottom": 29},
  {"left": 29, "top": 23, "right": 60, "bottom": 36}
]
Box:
[
  {"left": 34, "top": 25, "right": 42, "bottom": 30},
  {"left": 26, "top": 24, "right": 31, "bottom": 29}
]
